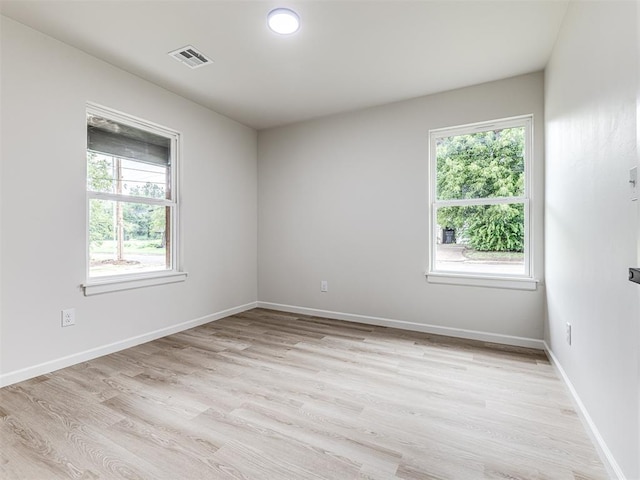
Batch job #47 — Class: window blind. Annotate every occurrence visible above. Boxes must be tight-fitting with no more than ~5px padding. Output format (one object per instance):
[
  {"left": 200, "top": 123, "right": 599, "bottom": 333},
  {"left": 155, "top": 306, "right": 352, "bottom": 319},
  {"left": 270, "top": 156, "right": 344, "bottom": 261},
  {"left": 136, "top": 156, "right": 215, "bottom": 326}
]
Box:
[{"left": 87, "top": 117, "right": 170, "bottom": 166}]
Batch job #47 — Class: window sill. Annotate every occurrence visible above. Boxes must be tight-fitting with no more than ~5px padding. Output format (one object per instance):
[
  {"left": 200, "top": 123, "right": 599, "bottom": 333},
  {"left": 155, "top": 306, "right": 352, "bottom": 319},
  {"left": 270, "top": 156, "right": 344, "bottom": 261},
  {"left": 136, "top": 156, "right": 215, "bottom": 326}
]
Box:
[
  {"left": 83, "top": 271, "right": 188, "bottom": 296},
  {"left": 426, "top": 272, "right": 538, "bottom": 290}
]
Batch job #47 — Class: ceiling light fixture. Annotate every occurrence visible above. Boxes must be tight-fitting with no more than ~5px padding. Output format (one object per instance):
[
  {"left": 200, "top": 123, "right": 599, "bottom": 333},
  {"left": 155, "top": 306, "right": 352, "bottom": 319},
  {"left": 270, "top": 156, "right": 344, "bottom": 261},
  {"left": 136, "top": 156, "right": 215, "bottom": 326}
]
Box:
[{"left": 267, "top": 8, "right": 300, "bottom": 35}]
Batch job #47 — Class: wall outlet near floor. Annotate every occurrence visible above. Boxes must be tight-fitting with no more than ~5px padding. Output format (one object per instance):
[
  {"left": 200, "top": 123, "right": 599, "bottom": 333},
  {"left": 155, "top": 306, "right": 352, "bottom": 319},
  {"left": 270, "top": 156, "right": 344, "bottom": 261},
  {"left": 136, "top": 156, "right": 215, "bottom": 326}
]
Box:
[
  {"left": 321, "top": 280, "right": 328, "bottom": 292},
  {"left": 61, "top": 308, "right": 76, "bottom": 327},
  {"left": 565, "top": 322, "right": 571, "bottom": 345}
]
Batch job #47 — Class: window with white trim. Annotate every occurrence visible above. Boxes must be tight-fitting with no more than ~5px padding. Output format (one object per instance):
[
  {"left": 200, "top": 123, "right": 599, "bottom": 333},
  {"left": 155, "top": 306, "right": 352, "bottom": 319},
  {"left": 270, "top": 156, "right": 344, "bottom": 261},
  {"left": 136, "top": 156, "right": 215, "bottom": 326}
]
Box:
[
  {"left": 86, "top": 105, "right": 181, "bottom": 286},
  {"left": 428, "top": 115, "right": 534, "bottom": 287}
]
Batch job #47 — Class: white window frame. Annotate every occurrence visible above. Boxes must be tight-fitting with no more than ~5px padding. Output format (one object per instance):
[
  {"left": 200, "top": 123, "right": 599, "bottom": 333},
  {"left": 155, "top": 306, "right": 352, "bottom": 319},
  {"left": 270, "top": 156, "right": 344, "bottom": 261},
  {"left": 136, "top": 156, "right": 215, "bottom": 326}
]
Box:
[
  {"left": 426, "top": 115, "right": 537, "bottom": 290},
  {"left": 83, "top": 103, "right": 186, "bottom": 296}
]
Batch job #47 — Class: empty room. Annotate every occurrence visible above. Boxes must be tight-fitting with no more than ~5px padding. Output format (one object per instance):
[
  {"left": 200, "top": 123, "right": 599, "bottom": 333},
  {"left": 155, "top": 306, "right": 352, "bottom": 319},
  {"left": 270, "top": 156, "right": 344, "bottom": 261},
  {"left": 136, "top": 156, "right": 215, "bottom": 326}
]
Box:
[{"left": 1, "top": 1, "right": 638, "bottom": 479}]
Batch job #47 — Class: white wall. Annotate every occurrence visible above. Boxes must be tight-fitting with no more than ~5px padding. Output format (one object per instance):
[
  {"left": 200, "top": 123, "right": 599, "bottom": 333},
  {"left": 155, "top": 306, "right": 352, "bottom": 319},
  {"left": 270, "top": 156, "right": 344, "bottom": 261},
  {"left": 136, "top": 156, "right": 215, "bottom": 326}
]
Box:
[
  {"left": 258, "top": 73, "right": 545, "bottom": 342},
  {"left": 637, "top": 3, "right": 640, "bottom": 471},
  {"left": 545, "top": 1, "right": 639, "bottom": 478},
  {"left": 0, "top": 17, "right": 258, "bottom": 382}
]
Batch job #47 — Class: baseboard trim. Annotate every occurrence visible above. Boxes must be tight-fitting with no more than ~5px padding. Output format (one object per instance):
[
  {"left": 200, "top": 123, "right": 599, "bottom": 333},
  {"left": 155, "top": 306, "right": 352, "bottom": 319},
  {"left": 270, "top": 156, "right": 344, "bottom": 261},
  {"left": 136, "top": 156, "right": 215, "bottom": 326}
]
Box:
[
  {"left": 0, "top": 301, "right": 258, "bottom": 388},
  {"left": 257, "top": 302, "right": 544, "bottom": 350},
  {"left": 543, "top": 341, "right": 625, "bottom": 480}
]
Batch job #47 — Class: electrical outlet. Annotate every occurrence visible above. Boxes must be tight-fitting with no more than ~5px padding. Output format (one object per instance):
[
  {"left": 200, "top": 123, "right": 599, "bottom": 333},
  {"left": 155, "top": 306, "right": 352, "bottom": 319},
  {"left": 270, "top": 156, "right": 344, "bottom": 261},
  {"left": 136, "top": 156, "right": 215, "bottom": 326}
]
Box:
[
  {"left": 565, "top": 322, "right": 571, "bottom": 345},
  {"left": 61, "top": 308, "right": 76, "bottom": 327},
  {"left": 321, "top": 280, "right": 328, "bottom": 292}
]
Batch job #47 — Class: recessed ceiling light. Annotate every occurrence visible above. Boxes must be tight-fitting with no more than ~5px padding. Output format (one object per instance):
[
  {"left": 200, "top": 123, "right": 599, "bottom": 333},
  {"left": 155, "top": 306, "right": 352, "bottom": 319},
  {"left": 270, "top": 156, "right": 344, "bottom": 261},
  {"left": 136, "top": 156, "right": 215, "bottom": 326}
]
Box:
[{"left": 267, "top": 8, "right": 300, "bottom": 35}]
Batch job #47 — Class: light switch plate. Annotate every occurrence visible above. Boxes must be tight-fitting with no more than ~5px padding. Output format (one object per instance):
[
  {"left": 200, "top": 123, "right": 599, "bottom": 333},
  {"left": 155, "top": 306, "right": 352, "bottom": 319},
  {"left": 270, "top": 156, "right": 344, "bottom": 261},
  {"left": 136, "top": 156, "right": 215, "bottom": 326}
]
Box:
[{"left": 630, "top": 166, "right": 638, "bottom": 201}]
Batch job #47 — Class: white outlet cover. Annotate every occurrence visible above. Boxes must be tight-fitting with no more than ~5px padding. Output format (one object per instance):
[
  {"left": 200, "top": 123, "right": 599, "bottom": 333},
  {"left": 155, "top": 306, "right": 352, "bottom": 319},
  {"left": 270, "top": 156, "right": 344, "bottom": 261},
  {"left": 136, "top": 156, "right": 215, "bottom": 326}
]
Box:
[{"left": 62, "top": 308, "right": 75, "bottom": 327}]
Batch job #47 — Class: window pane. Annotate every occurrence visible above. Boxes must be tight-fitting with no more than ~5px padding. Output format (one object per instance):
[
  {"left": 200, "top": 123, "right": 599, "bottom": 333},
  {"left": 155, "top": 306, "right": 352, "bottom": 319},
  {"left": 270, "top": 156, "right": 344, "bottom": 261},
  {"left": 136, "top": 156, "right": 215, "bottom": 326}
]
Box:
[
  {"left": 87, "top": 153, "right": 114, "bottom": 194},
  {"left": 120, "top": 159, "right": 169, "bottom": 199},
  {"left": 89, "top": 199, "right": 170, "bottom": 277},
  {"left": 87, "top": 153, "right": 169, "bottom": 199},
  {"left": 435, "top": 203, "right": 525, "bottom": 275},
  {"left": 436, "top": 127, "right": 525, "bottom": 201}
]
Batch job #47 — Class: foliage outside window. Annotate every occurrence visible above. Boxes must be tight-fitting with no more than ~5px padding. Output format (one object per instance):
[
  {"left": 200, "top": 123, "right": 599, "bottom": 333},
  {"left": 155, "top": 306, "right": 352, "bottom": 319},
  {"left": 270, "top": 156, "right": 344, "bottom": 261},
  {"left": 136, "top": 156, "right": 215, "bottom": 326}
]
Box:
[
  {"left": 429, "top": 116, "right": 532, "bottom": 279},
  {"left": 86, "top": 105, "right": 179, "bottom": 281}
]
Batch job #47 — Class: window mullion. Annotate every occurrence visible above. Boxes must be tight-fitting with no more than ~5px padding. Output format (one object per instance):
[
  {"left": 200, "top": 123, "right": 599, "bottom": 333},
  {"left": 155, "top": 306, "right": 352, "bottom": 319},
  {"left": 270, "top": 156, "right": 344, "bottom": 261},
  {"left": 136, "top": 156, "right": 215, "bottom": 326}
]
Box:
[{"left": 87, "top": 190, "right": 174, "bottom": 207}]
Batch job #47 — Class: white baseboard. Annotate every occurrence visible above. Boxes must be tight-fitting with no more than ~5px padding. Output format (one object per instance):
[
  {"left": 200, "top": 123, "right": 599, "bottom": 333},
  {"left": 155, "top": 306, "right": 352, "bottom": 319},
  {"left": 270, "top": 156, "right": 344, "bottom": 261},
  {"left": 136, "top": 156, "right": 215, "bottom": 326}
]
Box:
[
  {"left": 543, "top": 341, "right": 625, "bottom": 480},
  {"left": 257, "top": 301, "right": 545, "bottom": 350},
  {"left": 0, "top": 301, "right": 258, "bottom": 388}
]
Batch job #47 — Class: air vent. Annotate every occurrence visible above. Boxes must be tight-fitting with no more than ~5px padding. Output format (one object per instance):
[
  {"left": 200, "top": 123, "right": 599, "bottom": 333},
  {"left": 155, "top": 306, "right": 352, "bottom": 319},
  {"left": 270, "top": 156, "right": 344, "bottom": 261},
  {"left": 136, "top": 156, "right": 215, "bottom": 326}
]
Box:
[{"left": 168, "top": 45, "right": 213, "bottom": 69}]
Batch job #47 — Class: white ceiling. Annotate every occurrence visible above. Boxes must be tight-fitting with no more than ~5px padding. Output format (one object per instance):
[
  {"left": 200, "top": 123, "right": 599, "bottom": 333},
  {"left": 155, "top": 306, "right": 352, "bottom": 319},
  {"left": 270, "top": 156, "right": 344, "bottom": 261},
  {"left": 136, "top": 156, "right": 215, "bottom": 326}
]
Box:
[{"left": 0, "top": 1, "right": 568, "bottom": 129}]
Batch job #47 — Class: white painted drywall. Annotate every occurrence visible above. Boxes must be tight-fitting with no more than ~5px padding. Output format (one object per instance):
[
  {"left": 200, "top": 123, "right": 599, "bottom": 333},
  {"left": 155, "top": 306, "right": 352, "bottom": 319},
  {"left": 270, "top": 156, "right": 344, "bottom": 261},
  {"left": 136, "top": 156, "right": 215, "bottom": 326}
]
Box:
[
  {"left": 258, "top": 73, "right": 545, "bottom": 341},
  {"left": 0, "top": 17, "right": 257, "bottom": 379},
  {"left": 637, "top": 3, "right": 640, "bottom": 471},
  {"left": 545, "top": 1, "right": 639, "bottom": 478}
]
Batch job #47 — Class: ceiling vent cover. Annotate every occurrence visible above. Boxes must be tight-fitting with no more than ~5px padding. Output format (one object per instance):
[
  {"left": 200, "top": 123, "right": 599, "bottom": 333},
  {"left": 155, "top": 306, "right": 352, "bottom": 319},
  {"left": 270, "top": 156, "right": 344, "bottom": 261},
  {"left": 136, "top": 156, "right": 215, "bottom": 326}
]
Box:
[{"left": 168, "top": 45, "right": 212, "bottom": 69}]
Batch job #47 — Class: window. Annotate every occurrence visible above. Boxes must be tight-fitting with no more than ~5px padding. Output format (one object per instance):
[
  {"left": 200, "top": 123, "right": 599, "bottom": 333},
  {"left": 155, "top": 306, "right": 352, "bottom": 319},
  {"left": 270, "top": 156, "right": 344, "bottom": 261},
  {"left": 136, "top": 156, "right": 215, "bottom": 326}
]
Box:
[
  {"left": 84, "top": 104, "right": 185, "bottom": 295},
  {"left": 427, "top": 115, "right": 535, "bottom": 289}
]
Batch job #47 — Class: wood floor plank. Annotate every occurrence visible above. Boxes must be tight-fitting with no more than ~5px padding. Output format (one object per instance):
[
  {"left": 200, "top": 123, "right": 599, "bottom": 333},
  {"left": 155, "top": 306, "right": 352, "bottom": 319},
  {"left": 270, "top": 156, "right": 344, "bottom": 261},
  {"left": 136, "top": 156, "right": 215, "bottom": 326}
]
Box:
[
  {"left": 0, "top": 308, "right": 608, "bottom": 479},
  {"left": 0, "top": 390, "right": 162, "bottom": 480}
]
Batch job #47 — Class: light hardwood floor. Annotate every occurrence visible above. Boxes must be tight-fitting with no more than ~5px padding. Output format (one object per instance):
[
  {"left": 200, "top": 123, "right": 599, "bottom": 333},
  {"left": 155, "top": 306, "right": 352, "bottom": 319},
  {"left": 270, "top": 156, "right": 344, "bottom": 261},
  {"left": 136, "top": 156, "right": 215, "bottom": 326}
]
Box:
[{"left": 1, "top": 309, "right": 607, "bottom": 479}]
